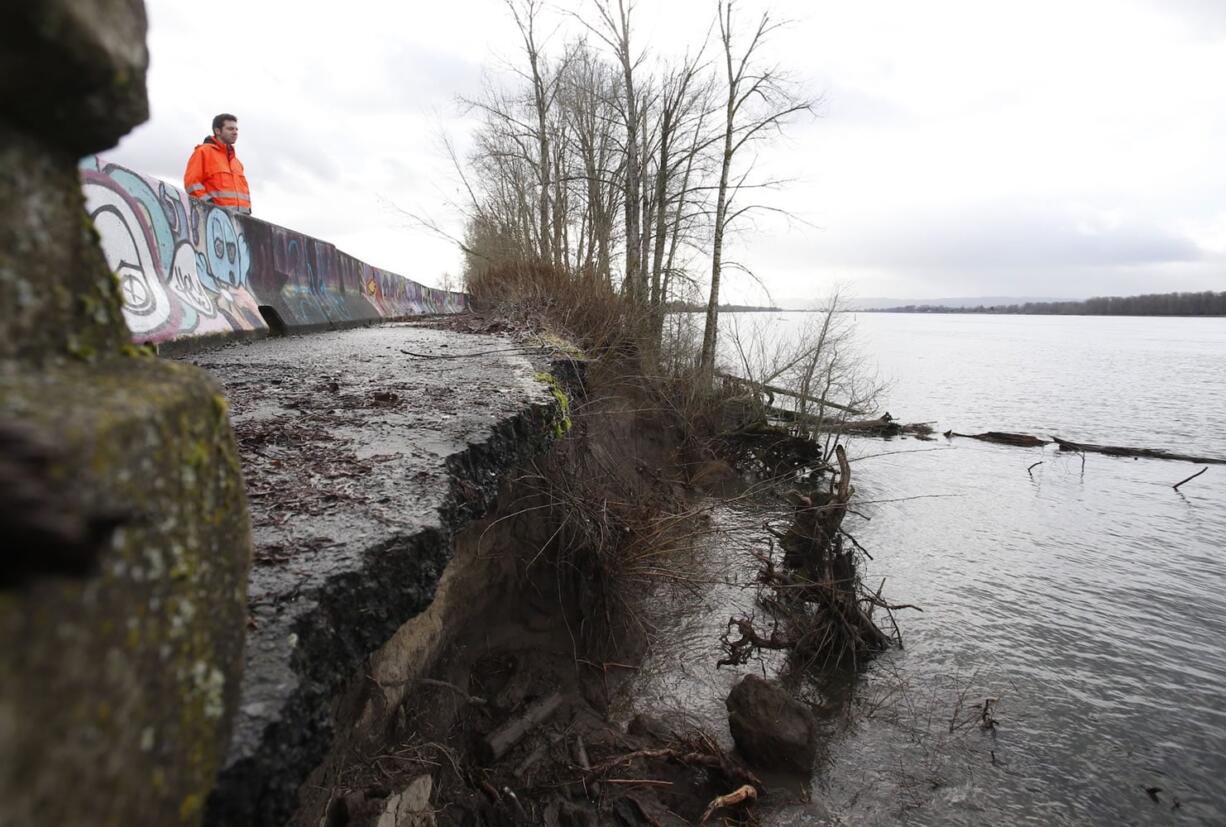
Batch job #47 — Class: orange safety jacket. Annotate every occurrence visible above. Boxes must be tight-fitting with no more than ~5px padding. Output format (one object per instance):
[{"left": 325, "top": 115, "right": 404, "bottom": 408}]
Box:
[{"left": 183, "top": 136, "right": 251, "bottom": 212}]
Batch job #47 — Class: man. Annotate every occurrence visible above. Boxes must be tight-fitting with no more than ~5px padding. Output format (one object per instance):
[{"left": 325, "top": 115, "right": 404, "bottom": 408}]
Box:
[{"left": 183, "top": 113, "right": 251, "bottom": 213}]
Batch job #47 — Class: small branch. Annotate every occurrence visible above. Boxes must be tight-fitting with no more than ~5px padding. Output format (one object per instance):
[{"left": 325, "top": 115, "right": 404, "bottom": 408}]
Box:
[
  {"left": 479, "top": 691, "right": 564, "bottom": 763},
  {"left": 1026, "top": 461, "right": 1043, "bottom": 477},
  {"left": 699, "top": 784, "right": 758, "bottom": 824},
  {"left": 1173, "top": 467, "right": 1208, "bottom": 491},
  {"left": 839, "top": 528, "right": 873, "bottom": 560}
]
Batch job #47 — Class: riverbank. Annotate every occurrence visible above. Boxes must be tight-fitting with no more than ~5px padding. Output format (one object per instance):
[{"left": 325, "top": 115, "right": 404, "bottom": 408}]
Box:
[
  {"left": 285, "top": 332, "right": 754, "bottom": 825},
  {"left": 284, "top": 313, "right": 897, "bottom": 826}
]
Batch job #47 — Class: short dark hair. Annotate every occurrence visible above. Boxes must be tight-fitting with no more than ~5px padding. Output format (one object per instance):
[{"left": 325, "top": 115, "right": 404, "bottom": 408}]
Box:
[{"left": 212, "top": 113, "right": 238, "bottom": 132}]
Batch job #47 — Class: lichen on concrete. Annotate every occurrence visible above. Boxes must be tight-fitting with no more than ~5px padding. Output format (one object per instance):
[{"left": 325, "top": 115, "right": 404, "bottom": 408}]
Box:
[
  {"left": 0, "top": 128, "right": 130, "bottom": 363},
  {"left": 0, "top": 360, "right": 251, "bottom": 826},
  {"left": 0, "top": 4, "right": 250, "bottom": 823}
]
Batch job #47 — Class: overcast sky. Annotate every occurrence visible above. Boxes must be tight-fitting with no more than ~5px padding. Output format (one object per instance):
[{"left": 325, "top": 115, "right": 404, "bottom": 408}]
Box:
[{"left": 108, "top": 0, "right": 1226, "bottom": 304}]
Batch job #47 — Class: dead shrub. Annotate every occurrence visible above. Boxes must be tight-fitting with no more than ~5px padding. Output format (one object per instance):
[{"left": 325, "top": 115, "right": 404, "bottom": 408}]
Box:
[{"left": 466, "top": 259, "right": 654, "bottom": 367}]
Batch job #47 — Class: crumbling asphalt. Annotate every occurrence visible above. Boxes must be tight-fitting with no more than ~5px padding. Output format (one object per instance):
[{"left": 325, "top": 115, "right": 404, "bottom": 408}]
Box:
[{"left": 181, "top": 322, "right": 562, "bottom": 827}]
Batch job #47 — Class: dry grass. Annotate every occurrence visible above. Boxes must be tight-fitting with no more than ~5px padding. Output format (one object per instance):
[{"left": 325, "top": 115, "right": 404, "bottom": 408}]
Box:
[{"left": 466, "top": 259, "right": 654, "bottom": 366}]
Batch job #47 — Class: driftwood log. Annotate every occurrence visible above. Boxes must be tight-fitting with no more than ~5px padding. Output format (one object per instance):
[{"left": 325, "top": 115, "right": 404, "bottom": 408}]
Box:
[
  {"left": 944, "top": 430, "right": 1047, "bottom": 447},
  {"left": 944, "top": 430, "right": 1226, "bottom": 465},
  {"left": 1051, "top": 436, "right": 1226, "bottom": 465},
  {"left": 768, "top": 407, "right": 934, "bottom": 438}
]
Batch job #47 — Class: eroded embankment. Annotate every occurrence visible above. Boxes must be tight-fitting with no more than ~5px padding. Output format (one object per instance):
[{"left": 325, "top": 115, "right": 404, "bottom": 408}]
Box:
[
  {"left": 191, "top": 320, "right": 876, "bottom": 825},
  {"left": 281, "top": 357, "right": 781, "bottom": 827},
  {"left": 180, "top": 323, "right": 570, "bottom": 826}
]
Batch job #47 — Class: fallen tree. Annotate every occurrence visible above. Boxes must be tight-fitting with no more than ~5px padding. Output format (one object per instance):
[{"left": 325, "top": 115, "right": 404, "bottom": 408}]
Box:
[{"left": 944, "top": 430, "right": 1226, "bottom": 465}]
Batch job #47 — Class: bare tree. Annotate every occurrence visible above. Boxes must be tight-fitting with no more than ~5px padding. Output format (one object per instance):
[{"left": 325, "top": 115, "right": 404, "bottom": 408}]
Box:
[
  {"left": 647, "top": 53, "right": 715, "bottom": 340},
  {"left": 447, "top": 0, "right": 813, "bottom": 368},
  {"left": 698, "top": 0, "right": 813, "bottom": 382},
  {"left": 508, "top": 0, "right": 557, "bottom": 265},
  {"left": 724, "top": 290, "right": 884, "bottom": 456},
  {"left": 582, "top": 0, "right": 647, "bottom": 302},
  {"left": 559, "top": 41, "right": 622, "bottom": 284}
]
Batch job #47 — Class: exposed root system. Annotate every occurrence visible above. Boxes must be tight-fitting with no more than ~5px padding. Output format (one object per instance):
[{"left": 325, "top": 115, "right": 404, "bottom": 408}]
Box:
[{"left": 721, "top": 445, "right": 907, "bottom": 675}]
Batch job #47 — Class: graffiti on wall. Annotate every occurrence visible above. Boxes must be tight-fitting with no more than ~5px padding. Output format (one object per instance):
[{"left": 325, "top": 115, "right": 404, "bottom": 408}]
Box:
[
  {"left": 81, "top": 157, "right": 265, "bottom": 342},
  {"left": 82, "top": 157, "right": 466, "bottom": 346}
]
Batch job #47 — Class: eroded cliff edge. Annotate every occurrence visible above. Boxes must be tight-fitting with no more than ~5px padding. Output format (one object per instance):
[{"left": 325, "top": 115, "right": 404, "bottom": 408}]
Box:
[{"left": 186, "top": 325, "right": 571, "bottom": 825}]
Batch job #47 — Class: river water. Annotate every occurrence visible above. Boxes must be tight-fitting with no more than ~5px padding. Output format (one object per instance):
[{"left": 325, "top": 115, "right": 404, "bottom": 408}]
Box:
[{"left": 626, "top": 313, "right": 1226, "bottom": 825}]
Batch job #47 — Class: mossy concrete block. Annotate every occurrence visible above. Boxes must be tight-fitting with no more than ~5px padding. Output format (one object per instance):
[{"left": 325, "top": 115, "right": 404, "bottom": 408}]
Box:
[
  {"left": 0, "top": 358, "right": 251, "bottom": 827},
  {"left": 0, "top": 125, "right": 129, "bottom": 362},
  {"left": 0, "top": 0, "right": 149, "bottom": 154}
]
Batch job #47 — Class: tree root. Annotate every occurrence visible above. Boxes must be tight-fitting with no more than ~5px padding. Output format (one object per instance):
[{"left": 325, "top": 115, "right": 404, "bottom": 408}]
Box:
[{"left": 699, "top": 784, "right": 758, "bottom": 824}]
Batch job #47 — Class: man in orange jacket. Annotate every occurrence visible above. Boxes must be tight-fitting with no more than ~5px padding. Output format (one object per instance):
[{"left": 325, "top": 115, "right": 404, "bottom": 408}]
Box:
[{"left": 183, "top": 113, "right": 251, "bottom": 213}]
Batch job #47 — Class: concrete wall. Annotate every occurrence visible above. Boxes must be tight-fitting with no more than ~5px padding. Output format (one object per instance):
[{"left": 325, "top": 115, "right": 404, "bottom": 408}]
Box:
[{"left": 81, "top": 157, "right": 466, "bottom": 348}]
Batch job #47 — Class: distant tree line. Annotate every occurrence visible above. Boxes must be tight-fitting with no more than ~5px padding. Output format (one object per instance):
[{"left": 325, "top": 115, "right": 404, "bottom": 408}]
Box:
[{"left": 868, "top": 291, "right": 1226, "bottom": 317}]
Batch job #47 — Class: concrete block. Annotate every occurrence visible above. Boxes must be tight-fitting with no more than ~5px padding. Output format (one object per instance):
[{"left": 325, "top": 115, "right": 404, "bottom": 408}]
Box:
[
  {"left": 0, "top": 128, "right": 130, "bottom": 362},
  {"left": 0, "top": 0, "right": 149, "bottom": 155},
  {"left": 0, "top": 359, "right": 251, "bottom": 826}
]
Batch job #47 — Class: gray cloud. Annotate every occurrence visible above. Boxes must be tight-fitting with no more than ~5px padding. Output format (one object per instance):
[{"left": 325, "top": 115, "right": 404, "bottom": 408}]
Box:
[
  {"left": 103, "top": 0, "right": 1226, "bottom": 298},
  {"left": 1149, "top": 0, "right": 1226, "bottom": 33},
  {"left": 862, "top": 204, "right": 1201, "bottom": 270},
  {"left": 760, "top": 200, "right": 1201, "bottom": 275}
]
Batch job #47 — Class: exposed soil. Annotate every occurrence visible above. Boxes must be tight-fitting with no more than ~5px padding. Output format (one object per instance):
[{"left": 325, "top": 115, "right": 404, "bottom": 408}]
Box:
[{"left": 306, "top": 346, "right": 774, "bottom": 827}]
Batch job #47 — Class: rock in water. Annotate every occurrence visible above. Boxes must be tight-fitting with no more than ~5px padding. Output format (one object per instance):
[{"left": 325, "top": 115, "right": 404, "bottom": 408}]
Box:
[{"left": 725, "top": 675, "right": 818, "bottom": 774}]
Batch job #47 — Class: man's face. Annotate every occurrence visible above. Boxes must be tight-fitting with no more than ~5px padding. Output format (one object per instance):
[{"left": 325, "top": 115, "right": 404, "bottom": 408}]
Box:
[{"left": 214, "top": 120, "right": 239, "bottom": 145}]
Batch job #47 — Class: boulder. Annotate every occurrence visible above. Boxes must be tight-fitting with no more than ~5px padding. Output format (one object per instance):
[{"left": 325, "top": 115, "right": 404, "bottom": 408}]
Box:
[{"left": 725, "top": 674, "right": 818, "bottom": 774}]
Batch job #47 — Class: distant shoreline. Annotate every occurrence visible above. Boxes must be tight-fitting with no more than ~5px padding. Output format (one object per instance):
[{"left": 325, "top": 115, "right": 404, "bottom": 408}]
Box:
[
  {"left": 855, "top": 309, "right": 1225, "bottom": 318},
  {"left": 675, "top": 290, "right": 1226, "bottom": 318},
  {"left": 853, "top": 290, "right": 1226, "bottom": 317}
]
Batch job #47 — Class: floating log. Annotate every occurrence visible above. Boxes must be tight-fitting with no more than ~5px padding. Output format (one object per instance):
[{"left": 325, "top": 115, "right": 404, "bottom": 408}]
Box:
[
  {"left": 716, "top": 371, "right": 864, "bottom": 415},
  {"left": 835, "top": 415, "right": 934, "bottom": 438},
  {"left": 943, "top": 430, "right": 1226, "bottom": 465},
  {"left": 943, "top": 430, "right": 1047, "bottom": 447},
  {"left": 1051, "top": 437, "right": 1226, "bottom": 465},
  {"left": 761, "top": 405, "right": 932, "bottom": 439}
]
